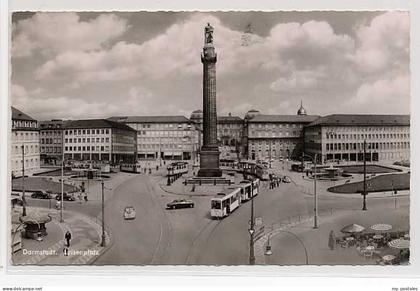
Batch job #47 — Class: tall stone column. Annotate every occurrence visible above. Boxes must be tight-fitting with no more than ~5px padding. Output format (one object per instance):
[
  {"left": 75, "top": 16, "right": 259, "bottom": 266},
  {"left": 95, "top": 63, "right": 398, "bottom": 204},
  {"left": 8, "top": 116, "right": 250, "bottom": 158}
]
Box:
[{"left": 198, "top": 23, "right": 222, "bottom": 177}]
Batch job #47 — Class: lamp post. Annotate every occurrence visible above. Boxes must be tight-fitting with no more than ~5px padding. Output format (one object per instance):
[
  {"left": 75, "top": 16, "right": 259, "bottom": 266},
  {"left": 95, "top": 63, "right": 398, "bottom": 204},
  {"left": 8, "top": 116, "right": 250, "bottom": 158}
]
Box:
[
  {"left": 21, "top": 145, "right": 27, "bottom": 217},
  {"left": 249, "top": 181, "right": 255, "bottom": 265},
  {"left": 362, "top": 139, "right": 368, "bottom": 211},
  {"left": 302, "top": 152, "right": 318, "bottom": 229},
  {"left": 60, "top": 130, "right": 64, "bottom": 223},
  {"left": 101, "top": 179, "right": 106, "bottom": 247}
]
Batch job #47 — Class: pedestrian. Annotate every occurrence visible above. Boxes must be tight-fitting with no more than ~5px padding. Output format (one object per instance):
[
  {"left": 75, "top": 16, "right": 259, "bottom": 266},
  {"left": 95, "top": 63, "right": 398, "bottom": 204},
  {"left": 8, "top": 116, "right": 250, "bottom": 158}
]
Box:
[
  {"left": 65, "top": 230, "right": 72, "bottom": 247},
  {"left": 63, "top": 245, "right": 69, "bottom": 256},
  {"left": 328, "top": 230, "right": 335, "bottom": 250}
]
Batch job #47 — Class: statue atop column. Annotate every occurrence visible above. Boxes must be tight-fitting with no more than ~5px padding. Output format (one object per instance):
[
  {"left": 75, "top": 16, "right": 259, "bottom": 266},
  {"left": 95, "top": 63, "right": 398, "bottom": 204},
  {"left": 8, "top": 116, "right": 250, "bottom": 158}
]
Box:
[{"left": 205, "top": 23, "right": 213, "bottom": 45}]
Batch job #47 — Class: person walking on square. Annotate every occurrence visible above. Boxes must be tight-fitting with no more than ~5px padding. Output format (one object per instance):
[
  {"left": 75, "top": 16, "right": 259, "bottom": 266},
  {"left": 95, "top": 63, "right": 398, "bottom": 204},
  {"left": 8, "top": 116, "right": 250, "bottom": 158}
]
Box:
[
  {"left": 328, "top": 230, "right": 335, "bottom": 250},
  {"left": 65, "top": 230, "right": 72, "bottom": 247}
]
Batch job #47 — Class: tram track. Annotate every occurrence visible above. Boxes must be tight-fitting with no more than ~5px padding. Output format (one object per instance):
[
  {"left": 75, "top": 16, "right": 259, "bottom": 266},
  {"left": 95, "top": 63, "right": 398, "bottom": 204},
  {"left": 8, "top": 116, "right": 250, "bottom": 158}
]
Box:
[
  {"left": 149, "top": 176, "right": 174, "bottom": 265},
  {"left": 185, "top": 218, "right": 221, "bottom": 265}
]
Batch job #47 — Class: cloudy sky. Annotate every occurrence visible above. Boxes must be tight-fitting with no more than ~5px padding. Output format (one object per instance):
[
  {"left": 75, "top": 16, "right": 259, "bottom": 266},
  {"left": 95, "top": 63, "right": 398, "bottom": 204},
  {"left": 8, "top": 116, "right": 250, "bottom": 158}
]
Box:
[{"left": 11, "top": 11, "right": 410, "bottom": 120}]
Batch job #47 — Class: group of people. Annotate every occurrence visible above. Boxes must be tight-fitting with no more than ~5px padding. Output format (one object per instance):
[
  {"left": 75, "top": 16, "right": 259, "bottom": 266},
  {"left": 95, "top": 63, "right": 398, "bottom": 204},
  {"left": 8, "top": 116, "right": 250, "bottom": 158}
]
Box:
[{"left": 269, "top": 174, "right": 282, "bottom": 189}]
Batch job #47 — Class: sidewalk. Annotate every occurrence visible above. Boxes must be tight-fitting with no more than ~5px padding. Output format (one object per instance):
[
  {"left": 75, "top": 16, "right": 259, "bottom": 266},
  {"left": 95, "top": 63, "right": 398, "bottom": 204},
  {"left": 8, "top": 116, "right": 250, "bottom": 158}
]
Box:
[
  {"left": 255, "top": 205, "right": 409, "bottom": 265},
  {"left": 12, "top": 206, "right": 110, "bottom": 265}
]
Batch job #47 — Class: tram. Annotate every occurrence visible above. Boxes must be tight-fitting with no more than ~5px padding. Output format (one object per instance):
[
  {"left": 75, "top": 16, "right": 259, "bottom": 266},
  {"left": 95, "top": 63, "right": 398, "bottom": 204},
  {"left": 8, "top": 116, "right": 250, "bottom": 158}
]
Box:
[
  {"left": 167, "top": 161, "right": 189, "bottom": 176},
  {"left": 238, "top": 178, "right": 260, "bottom": 201},
  {"left": 210, "top": 187, "right": 242, "bottom": 218},
  {"left": 120, "top": 162, "right": 142, "bottom": 173},
  {"left": 237, "top": 161, "right": 270, "bottom": 180}
]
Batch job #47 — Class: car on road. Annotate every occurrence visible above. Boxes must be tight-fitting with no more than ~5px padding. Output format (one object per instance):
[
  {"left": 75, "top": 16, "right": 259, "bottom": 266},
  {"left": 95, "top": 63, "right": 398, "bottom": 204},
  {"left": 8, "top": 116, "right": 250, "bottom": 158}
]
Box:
[
  {"left": 55, "top": 192, "right": 76, "bottom": 201},
  {"left": 282, "top": 176, "right": 291, "bottom": 183},
  {"left": 31, "top": 190, "right": 52, "bottom": 199},
  {"left": 123, "top": 206, "right": 136, "bottom": 220},
  {"left": 166, "top": 199, "right": 194, "bottom": 210}
]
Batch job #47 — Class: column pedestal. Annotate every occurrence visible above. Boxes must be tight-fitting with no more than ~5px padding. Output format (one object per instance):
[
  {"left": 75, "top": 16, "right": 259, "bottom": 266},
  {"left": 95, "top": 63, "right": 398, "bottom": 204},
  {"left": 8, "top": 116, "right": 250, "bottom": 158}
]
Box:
[{"left": 198, "top": 146, "right": 222, "bottom": 177}]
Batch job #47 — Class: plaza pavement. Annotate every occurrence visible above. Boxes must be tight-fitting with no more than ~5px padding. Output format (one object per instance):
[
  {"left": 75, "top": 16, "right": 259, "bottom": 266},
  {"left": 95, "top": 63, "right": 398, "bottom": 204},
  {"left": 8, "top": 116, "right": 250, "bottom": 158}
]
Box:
[
  {"left": 255, "top": 205, "right": 409, "bottom": 265},
  {"left": 12, "top": 206, "right": 110, "bottom": 265},
  {"left": 11, "top": 171, "right": 140, "bottom": 265},
  {"left": 253, "top": 160, "right": 410, "bottom": 265}
]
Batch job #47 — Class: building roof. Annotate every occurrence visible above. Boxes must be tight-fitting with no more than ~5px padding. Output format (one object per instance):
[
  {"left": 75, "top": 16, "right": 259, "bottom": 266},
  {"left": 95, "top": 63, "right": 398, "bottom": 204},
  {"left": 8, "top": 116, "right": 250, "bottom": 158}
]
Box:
[
  {"left": 12, "top": 107, "right": 36, "bottom": 121},
  {"left": 64, "top": 119, "right": 136, "bottom": 132},
  {"left": 306, "top": 114, "right": 410, "bottom": 127},
  {"left": 108, "top": 116, "right": 192, "bottom": 124},
  {"left": 248, "top": 114, "right": 320, "bottom": 123},
  {"left": 218, "top": 116, "right": 243, "bottom": 123}
]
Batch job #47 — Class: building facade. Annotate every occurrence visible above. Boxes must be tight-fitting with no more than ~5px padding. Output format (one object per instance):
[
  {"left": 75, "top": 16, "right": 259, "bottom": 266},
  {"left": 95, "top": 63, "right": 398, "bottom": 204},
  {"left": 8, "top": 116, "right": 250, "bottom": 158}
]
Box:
[
  {"left": 39, "top": 120, "right": 65, "bottom": 165},
  {"left": 304, "top": 114, "right": 410, "bottom": 164},
  {"left": 109, "top": 116, "right": 199, "bottom": 161},
  {"left": 11, "top": 107, "right": 40, "bottom": 177},
  {"left": 246, "top": 114, "right": 319, "bottom": 161},
  {"left": 63, "top": 119, "right": 137, "bottom": 163}
]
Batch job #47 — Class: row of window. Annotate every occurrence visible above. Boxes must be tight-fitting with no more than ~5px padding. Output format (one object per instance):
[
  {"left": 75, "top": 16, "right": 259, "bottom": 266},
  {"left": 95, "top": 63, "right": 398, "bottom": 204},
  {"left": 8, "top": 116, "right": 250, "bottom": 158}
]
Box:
[
  {"left": 128, "top": 123, "right": 192, "bottom": 130},
  {"left": 41, "top": 138, "right": 61, "bottom": 144},
  {"left": 65, "top": 146, "right": 109, "bottom": 152},
  {"left": 324, "top": 126, "right": 409, "bottom": 133},
  {"left": 65, "top": 129, "right": 110, "bottom": 135},
  {"left": 250, "top": 131, "right": 299, "bottom": 138},
  {"left": 326, "top": 132, "right": 410, "bottom": 140},
  {"left": 12, "top": 121, "right": 37, "bottom": 129},
  {"left": 138, "top": 144, "right": 191, "bottom": 150},
  {"left": 250, "top": 140, "right": 297, "bottom": 146},
  {"left": 249, "top": 123, "right": 303, "bottom": 129},
  {"left": 40, "top": 147, "right": 62, "bottom": 154},
  {"left": 40, "top": 130, "right": 61, "bottom": 136},
  {"left": 137, "top": 130, "right": 196, "bottom": 137},
  {"left": 12, "top": 144, "right": 39, "bottom": 155},
  {"left": 326, "top": 142, "right": 410, "bottom": 151},
  {"left": 65, "top": 137, "right": 110, "bottom": 143},
  {"left": 12, "top": 158, "right": 39, "bottom": 169}
]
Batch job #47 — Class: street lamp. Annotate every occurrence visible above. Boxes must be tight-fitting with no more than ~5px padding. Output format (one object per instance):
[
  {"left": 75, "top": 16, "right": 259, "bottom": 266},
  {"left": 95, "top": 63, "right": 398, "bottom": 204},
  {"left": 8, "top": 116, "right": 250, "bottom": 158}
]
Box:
[
  {"left": 362, "top": 139, "right": 368, "bottom": 211},
  {"left": 101, "top": 179, "right": 106, "bottom": 247},
  {"left": 21, "top": 145, "right": 27, "bottom": 217},
  {"left": 60, "top": 130, "right": 65, "bottom": 223},
  {"left": 248, "top": 181, "right": 255, "bottom": 265},
  {"left": 302, "top": 152, "right": 318, "bottom": 229}
]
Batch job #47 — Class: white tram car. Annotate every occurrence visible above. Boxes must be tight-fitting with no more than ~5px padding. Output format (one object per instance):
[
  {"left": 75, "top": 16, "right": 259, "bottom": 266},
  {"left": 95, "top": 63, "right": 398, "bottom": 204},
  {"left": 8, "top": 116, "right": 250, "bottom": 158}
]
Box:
[
  {"left": 120, "top": 163, "right": 142, "bottom": 173},
  {"left": 210, "top": 187, "right": 241, "bottom": 218},
  {"left": 238, "top": 178, "right": 260, "bottom": 202}
]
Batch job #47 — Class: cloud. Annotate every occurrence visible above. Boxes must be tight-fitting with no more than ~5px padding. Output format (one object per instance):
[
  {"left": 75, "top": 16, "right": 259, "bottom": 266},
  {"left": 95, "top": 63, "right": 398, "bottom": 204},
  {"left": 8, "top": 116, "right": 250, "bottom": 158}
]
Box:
[
  {"left": 11, "top": 12, "right": 410, "bottom": 120},
  {"left": 353, "top": 11, "right": 409, "bottom": 74},
  {"left": 12, "top": 12, "right": 128, "bottom": 57},
  {"left": 346, "top": 75, "right": 410, "bottom": 114}
]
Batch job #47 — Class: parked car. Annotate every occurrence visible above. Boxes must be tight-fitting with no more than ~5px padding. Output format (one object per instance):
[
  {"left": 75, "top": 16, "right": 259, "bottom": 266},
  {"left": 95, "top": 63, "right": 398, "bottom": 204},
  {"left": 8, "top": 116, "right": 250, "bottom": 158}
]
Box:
[
  {"left": 55, "top": 192, "right": 76, "bottom": 201},
  {"left": 31, "top": 190, "right": 52, "bottom": 199},
  {"left": 282, "top": 176, "right": 291, "bottom": 183},
  {"left": 166, "top": 199, "right": 194, "bottom": 209},
  {"left": 123, "top": 206, "right": 136, "bottom": 220}
]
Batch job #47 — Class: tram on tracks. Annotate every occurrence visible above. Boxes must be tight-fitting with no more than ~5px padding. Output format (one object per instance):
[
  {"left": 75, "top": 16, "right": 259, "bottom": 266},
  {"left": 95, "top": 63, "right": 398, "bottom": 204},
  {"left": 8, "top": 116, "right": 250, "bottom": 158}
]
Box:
[
  {"left": 167, "top": 161, "right": 189, "bottom": 176},
  {"left": 210, "top": 187, "right": 242, "bottom": 218},
  {"left": 120, "top": 162, "right": 142, "bottom": 173},
  {"left": 237, "top": 161, "right": 270, "bottom": 180},
  {"left": 238, "top": 178, "right": 260, "bottom": 202}
]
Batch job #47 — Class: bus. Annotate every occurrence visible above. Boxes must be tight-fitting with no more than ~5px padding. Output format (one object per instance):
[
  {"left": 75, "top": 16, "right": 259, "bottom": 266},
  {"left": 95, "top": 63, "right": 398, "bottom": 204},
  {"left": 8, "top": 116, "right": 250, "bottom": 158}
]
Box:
[
  {"left": 210, "top": 187, "right": 241, "bottom": 218},
  {"left": 120, "top": 163, "right": 142, "bottom": 173}
]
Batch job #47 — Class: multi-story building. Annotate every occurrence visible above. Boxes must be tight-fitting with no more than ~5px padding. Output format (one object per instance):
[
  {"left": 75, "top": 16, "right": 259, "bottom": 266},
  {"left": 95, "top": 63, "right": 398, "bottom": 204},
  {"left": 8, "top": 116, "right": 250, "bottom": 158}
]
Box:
[
  {"left": 217, "top": 114, "right": 243, "bottom": 146},
  {"left": 108, "top": 116, "right": 199, "bottom": 161},
  {"left": 304, "top": 114, "right": 410, "bottom": 164},
  {"left": 11, "top": 107, "right": 40, "bottom": 177},
  {"left": 39, "top": 119, "right": 65, "bottom": 165},
  {"left": 63, "top": 119, "right": 137, "bottom": 163},
  {"left": 246, "top": 114, "right": 319, "bottom": 161}
]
